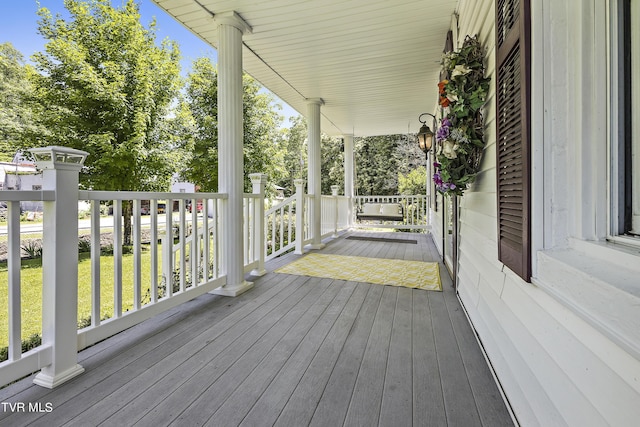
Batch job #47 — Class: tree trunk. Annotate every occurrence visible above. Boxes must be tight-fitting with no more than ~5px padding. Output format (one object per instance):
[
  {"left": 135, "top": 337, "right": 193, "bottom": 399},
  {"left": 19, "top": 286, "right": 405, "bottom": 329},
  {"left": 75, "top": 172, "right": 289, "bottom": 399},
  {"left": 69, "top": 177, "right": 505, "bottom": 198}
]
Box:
[{"left": 123, "top": 201, "right": 132, "bottom": 246}]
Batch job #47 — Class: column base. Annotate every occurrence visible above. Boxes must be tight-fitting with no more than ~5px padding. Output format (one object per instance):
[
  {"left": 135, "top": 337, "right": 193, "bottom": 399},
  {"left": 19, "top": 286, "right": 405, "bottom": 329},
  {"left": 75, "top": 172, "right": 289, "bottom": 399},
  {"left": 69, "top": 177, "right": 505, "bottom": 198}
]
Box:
[
  {"left": 306, "top": 243, "right": 326, "bottom": 250},
  {"left": 33, "top": 364, "right": 84, "bottom": 389},
  {"left": 250, "top": 268, "right": 267, "bottom": 277},
  {"left": 211, "top": 280, "right": 254, "bottom": 297}
]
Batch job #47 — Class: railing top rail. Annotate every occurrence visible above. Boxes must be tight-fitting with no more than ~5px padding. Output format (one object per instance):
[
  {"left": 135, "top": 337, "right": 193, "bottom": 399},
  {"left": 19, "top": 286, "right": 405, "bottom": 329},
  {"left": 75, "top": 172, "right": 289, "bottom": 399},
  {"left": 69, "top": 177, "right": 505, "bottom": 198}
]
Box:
[
  {"left": 243, "top": 193, "right": 260, "bottom": 199},
  {"left": 79, "top": 190, "right": 228, "bottom": 200},
  {"left": 354, "top": 194, "right": 427, "bottom": 200},
  {"left": 0, "top": 190, "right": 56, "bottom": 202},
  {"left": 265, "top": 194, "right": 296, "bottom": 215}
]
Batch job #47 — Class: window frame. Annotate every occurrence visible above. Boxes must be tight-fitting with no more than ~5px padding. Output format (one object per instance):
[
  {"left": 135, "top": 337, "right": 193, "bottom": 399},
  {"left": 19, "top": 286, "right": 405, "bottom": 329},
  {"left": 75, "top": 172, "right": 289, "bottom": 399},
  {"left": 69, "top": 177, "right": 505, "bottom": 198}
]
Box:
[{"left": 609, "top": 0, "right": 640, "bottom": 247}]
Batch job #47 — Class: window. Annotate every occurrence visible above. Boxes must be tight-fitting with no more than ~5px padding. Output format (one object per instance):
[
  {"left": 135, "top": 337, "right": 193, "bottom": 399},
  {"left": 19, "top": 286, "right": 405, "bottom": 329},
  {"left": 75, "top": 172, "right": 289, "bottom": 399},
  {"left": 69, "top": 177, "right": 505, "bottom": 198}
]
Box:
[{"left": 611, "top": 0, "right": 639, "bottom": 242}]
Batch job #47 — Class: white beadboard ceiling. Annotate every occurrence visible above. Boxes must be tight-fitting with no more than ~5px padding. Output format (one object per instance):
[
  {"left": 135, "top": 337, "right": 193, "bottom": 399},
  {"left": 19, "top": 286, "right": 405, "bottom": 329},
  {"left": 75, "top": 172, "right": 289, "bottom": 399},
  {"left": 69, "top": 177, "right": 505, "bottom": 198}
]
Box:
[{"left": 152, "top": 0, "right": 459, "bottom": 136}]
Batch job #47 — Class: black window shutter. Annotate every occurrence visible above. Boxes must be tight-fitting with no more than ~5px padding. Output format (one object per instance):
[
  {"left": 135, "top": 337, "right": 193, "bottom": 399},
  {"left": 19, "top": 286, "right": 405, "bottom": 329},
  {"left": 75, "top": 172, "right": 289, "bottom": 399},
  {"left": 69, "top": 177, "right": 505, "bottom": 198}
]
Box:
[{"left": 496, "top": 0, "right": 531, "bottom": 281}]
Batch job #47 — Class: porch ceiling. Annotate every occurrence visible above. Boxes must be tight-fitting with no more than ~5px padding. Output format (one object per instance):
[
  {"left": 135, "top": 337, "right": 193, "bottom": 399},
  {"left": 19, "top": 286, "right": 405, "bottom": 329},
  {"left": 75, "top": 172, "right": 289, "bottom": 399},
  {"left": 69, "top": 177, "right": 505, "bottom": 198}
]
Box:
[{"left": 152, "top": 0, "right": 459, "bottom": 136}]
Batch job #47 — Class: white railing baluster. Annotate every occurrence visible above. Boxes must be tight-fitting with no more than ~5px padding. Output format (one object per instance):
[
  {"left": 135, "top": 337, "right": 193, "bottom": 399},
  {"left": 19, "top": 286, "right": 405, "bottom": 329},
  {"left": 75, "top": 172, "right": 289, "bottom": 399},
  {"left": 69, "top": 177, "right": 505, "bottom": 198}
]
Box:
[
  {"left": 294, "top": 181, "right": 305, "bottom": 254},
  {"left": 90, "top": 200, "right": 101, "bottom": 326},
  {"left": 178, "top": 199, "right": 186, "bottom": 292},
  {"left": 214, "top": 199, "right": 220, "bottom": 277},
  {"left": 150, "top": 199, "right": 158, "bottom": 304},
  {"left": 249, "top": 174, "right": 266, "bottom": 276},
  {"left": 279, "top": 206, "right": 284, "bottom": 250},
  {"left": 113, "top": 200, "right": 123, "bottom": 318},
  {"left": 7, "top": 201, "right": 21, "bottom": 361},
  {"left": 331, "top": 186, "right": 339, "bottom": 238},
  {"left": 287, "top": 204, "right": 293, "bottom": 247},
  {"left": 164, "top": 198, "right": 173, "bottom": 298},
  {"left": 203, "top": 200, "right": 210, "bottom": 281},
  {"left": 271, "top": 210, "right": 276, "bottom": 252},
  {"left": 244, "top": 197, "right": 250, "bottom": 264},
  {"left": 191, "top": 198, "right": 199, "bottom": 286},
  {"left": 133, "top": 199, "right": 141, "bottom": 310}
]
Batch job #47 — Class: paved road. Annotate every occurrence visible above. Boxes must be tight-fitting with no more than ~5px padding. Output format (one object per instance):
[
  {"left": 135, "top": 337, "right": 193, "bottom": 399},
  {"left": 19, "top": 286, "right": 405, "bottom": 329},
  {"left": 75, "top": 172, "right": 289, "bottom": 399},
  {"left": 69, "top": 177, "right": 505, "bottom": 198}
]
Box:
[{"left": 0, "top": 213, "right": 194, "bottom": 235}]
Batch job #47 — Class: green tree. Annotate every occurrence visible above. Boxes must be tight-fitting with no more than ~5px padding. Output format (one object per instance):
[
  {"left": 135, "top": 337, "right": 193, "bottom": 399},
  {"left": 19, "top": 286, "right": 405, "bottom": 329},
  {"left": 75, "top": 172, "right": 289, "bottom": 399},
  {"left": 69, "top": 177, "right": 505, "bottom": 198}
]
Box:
[
  {"left": 398, "top": 166, "right": 427, "bottom": 195},
  {"left": 243, "top": 73, "right": 285, "bottom": 192},
  {"left": 26, "top": 0, "right": 182, "bottom": 243},
  {"left": 353, "top": 134, "right": 425, "bottom": 196},
  {"left": 181, "top": 57, "right": 217, "bottom": 191},
  {"left": 181, "top": 57, "right": 285, "bottom": 193},
  {"left": 354, "top": 135, "right": 397, "bottom": 195},
  {"left": 321, "top": 134, "right": 344, "bottom": 194},
  {"left": 0, "top": 43, "right": 46, "bottom": 161},
  {"left": 278, "top": 115, "right": 307, "bottom": 194}
]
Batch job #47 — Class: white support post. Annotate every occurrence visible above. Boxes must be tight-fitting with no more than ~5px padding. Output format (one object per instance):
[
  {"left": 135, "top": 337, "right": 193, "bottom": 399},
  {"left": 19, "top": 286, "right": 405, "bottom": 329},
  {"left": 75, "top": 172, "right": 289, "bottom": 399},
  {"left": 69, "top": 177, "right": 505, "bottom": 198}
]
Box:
[
  {"left": 211, "top": 11, "right": 253, "bottom": 297},
  {"left": 294, "top": 179, "right": 305, "bottom": 255},
  {"left": 331, "top": 185, "right": 339, "bottom": 238},
  {"left": 29, "top": 146, "right": 87, "bottom": 389},
  {"left": 343, "top": 134, "right": 354, "bottom": 227},
  {"left": 306, "top": 98, "right": 325, "bottom": 249},
  {"left": 250, "top": 173, "right": 267, "bottom": 276}
]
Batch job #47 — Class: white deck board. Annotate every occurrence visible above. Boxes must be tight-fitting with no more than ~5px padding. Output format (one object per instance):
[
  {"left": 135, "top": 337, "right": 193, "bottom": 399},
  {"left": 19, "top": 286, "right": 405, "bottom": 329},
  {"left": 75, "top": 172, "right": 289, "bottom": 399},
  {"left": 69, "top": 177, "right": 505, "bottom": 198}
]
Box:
[{"left": 0, "top": 231, "right": 512, "bottom": 427}]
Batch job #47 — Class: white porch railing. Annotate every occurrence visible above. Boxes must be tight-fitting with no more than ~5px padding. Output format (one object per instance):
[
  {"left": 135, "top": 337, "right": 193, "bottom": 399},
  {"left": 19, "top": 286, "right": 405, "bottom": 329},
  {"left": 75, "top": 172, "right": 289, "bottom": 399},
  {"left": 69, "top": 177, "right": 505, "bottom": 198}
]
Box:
[
  {"left": 76, "top": 191, "right": 228, "bottom": 352},
  {"left": 265, "top": 194, "right": 296, "bottom": 261},
  {"left": 354, "top": 195, "right": 429, "bottom": 230},
  {"left": 0, "top": 190, "right": 55, "bottom": 388},
  {"left": 0, "top": 151, "right": 427, "bottom": 389},
  {"left": 0, "top": 148, "right": 269, "bottom": 388}
]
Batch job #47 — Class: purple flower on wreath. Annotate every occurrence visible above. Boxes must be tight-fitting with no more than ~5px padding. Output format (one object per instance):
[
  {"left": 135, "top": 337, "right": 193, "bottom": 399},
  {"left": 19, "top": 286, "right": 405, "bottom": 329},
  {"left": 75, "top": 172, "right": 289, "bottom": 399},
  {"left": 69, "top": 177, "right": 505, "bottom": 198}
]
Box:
[
  {"left": 433, "top": 170, "right": 443, "bottom": 187},
  {"left": 437, "top": 117, "right": 451, "bottom": 142},
  {"left": 433, "top": 168, "right": 457, "bottom": 193}
]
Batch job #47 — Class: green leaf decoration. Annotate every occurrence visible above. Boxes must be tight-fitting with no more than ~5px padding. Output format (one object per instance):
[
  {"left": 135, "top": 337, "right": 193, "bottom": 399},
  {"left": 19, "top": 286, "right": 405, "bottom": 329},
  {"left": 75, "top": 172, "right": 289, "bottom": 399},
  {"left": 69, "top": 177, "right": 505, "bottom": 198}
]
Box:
[{"left": 433, "top": 35, "right": 490, "bottom": 196}]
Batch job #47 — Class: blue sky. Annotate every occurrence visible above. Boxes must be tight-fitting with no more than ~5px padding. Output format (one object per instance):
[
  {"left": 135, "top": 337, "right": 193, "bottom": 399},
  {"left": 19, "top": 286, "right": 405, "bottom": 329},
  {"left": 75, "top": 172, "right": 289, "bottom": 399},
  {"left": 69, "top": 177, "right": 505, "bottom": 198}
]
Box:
[{"left": 0, "top": 0, "right": 299, "bottom": 122}]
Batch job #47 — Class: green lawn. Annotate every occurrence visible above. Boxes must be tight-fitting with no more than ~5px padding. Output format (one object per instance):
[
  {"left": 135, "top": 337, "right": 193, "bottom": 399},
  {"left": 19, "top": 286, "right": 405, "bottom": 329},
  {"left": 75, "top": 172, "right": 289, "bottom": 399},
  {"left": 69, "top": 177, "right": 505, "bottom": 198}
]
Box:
[{"left": 0, "top": 248, "right": 166, "bottom": 349}]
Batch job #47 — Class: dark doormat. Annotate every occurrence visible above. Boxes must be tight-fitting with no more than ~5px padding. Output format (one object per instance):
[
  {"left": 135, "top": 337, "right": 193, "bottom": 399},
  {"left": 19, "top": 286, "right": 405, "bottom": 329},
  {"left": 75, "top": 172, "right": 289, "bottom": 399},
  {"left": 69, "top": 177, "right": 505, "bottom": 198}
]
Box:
[{"left": 346, "top": 236, "right": 418, "bottom": 244}]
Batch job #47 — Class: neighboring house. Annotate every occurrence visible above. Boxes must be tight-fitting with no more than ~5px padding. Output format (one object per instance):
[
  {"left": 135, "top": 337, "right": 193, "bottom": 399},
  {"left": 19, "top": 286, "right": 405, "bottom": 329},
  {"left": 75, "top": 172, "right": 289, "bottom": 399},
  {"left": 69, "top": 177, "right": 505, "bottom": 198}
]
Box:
[
  {"left": 0, "top": 162, "right": 44, "bottom": 212},
  {"left": 171, "top": 181, "right": 196, "bottom": 194},
  {"left": 273, "top": 184, "right": 286, "bottom": 201}
]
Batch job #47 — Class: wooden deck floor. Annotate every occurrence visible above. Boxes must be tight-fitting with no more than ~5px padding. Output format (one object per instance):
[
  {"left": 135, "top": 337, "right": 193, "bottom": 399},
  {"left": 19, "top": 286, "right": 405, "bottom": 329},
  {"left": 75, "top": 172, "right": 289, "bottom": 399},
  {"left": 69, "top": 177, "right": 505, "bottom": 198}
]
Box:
[{"left": 0, "top": 231, "right": 513, "bottom": 427}]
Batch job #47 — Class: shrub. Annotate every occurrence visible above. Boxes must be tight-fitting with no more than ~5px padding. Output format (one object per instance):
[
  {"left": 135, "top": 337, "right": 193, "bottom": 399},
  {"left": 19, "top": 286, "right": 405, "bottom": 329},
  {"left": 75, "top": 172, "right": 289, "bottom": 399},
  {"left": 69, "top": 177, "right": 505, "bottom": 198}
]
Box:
[
  {"left": 0, "top": 333, "right": 42, "bottom": 363},
  {"left": 78, "top": 237, "right": 92, "bottom": 253},
  {"left": 21, "top": 240, "right": 42, "bottom": 259}
]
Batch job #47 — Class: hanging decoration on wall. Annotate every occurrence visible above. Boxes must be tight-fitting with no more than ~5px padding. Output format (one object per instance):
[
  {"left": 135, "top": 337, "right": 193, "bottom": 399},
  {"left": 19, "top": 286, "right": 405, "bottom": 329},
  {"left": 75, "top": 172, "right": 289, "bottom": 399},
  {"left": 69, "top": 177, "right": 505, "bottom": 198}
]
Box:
[{"left": 433, "top": 35, "right": 490, "bottom": 196}]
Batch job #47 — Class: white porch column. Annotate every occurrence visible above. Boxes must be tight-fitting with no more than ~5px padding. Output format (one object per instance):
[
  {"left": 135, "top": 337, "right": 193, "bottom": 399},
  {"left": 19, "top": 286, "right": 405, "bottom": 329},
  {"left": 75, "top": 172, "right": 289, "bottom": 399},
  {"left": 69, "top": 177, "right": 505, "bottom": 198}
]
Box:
[
  {"left": 29, "top": 146, "right": 88, "bottom": 388},
  {"left": 343, "top": 134, "right": 354, "bottom": 226},
  {"left": 306, "top": 98, "right": 324, "bottom": 249},
  {"left": 212, "top": 12, "right": 253, "bottom": 297}
]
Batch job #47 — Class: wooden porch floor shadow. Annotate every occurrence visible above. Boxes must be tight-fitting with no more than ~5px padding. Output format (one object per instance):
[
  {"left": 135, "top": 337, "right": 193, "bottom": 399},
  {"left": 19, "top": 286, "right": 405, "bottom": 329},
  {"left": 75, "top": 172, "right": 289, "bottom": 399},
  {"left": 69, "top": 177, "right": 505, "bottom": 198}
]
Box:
[{"left": 0, "top": 231, "right": 513, "bottom": 427}]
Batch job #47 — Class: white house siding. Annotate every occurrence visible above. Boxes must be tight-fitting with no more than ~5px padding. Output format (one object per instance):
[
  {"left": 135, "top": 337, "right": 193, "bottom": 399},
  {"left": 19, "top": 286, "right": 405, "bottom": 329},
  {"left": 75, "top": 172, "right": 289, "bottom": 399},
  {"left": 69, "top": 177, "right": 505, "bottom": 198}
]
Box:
[{"left": 452, "top": 0, "right": 640, "bottom": 426}]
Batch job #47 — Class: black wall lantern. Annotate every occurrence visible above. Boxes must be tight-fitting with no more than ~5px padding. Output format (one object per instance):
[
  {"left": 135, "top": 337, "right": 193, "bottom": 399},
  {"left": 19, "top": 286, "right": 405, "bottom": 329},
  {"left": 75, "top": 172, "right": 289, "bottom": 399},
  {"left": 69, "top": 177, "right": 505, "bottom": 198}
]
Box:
[{"left": 417, "top": 112, "right": 437, "bottom": 154}]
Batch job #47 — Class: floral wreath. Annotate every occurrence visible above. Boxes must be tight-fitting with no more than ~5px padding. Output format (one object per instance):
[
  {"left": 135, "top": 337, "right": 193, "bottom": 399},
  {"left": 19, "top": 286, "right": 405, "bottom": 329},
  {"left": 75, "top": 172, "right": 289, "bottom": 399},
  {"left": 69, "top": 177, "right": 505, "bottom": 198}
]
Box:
[{"left": 433, "top": 35, "right": 490, "bottom": 196}]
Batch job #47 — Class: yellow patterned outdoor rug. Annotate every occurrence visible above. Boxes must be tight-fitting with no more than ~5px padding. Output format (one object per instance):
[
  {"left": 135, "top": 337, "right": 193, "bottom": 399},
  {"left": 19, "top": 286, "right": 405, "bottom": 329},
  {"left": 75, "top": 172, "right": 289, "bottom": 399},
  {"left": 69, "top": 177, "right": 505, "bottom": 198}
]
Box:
[{"left": 276, "top": 253, "right": 442, "bottom": 291}]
